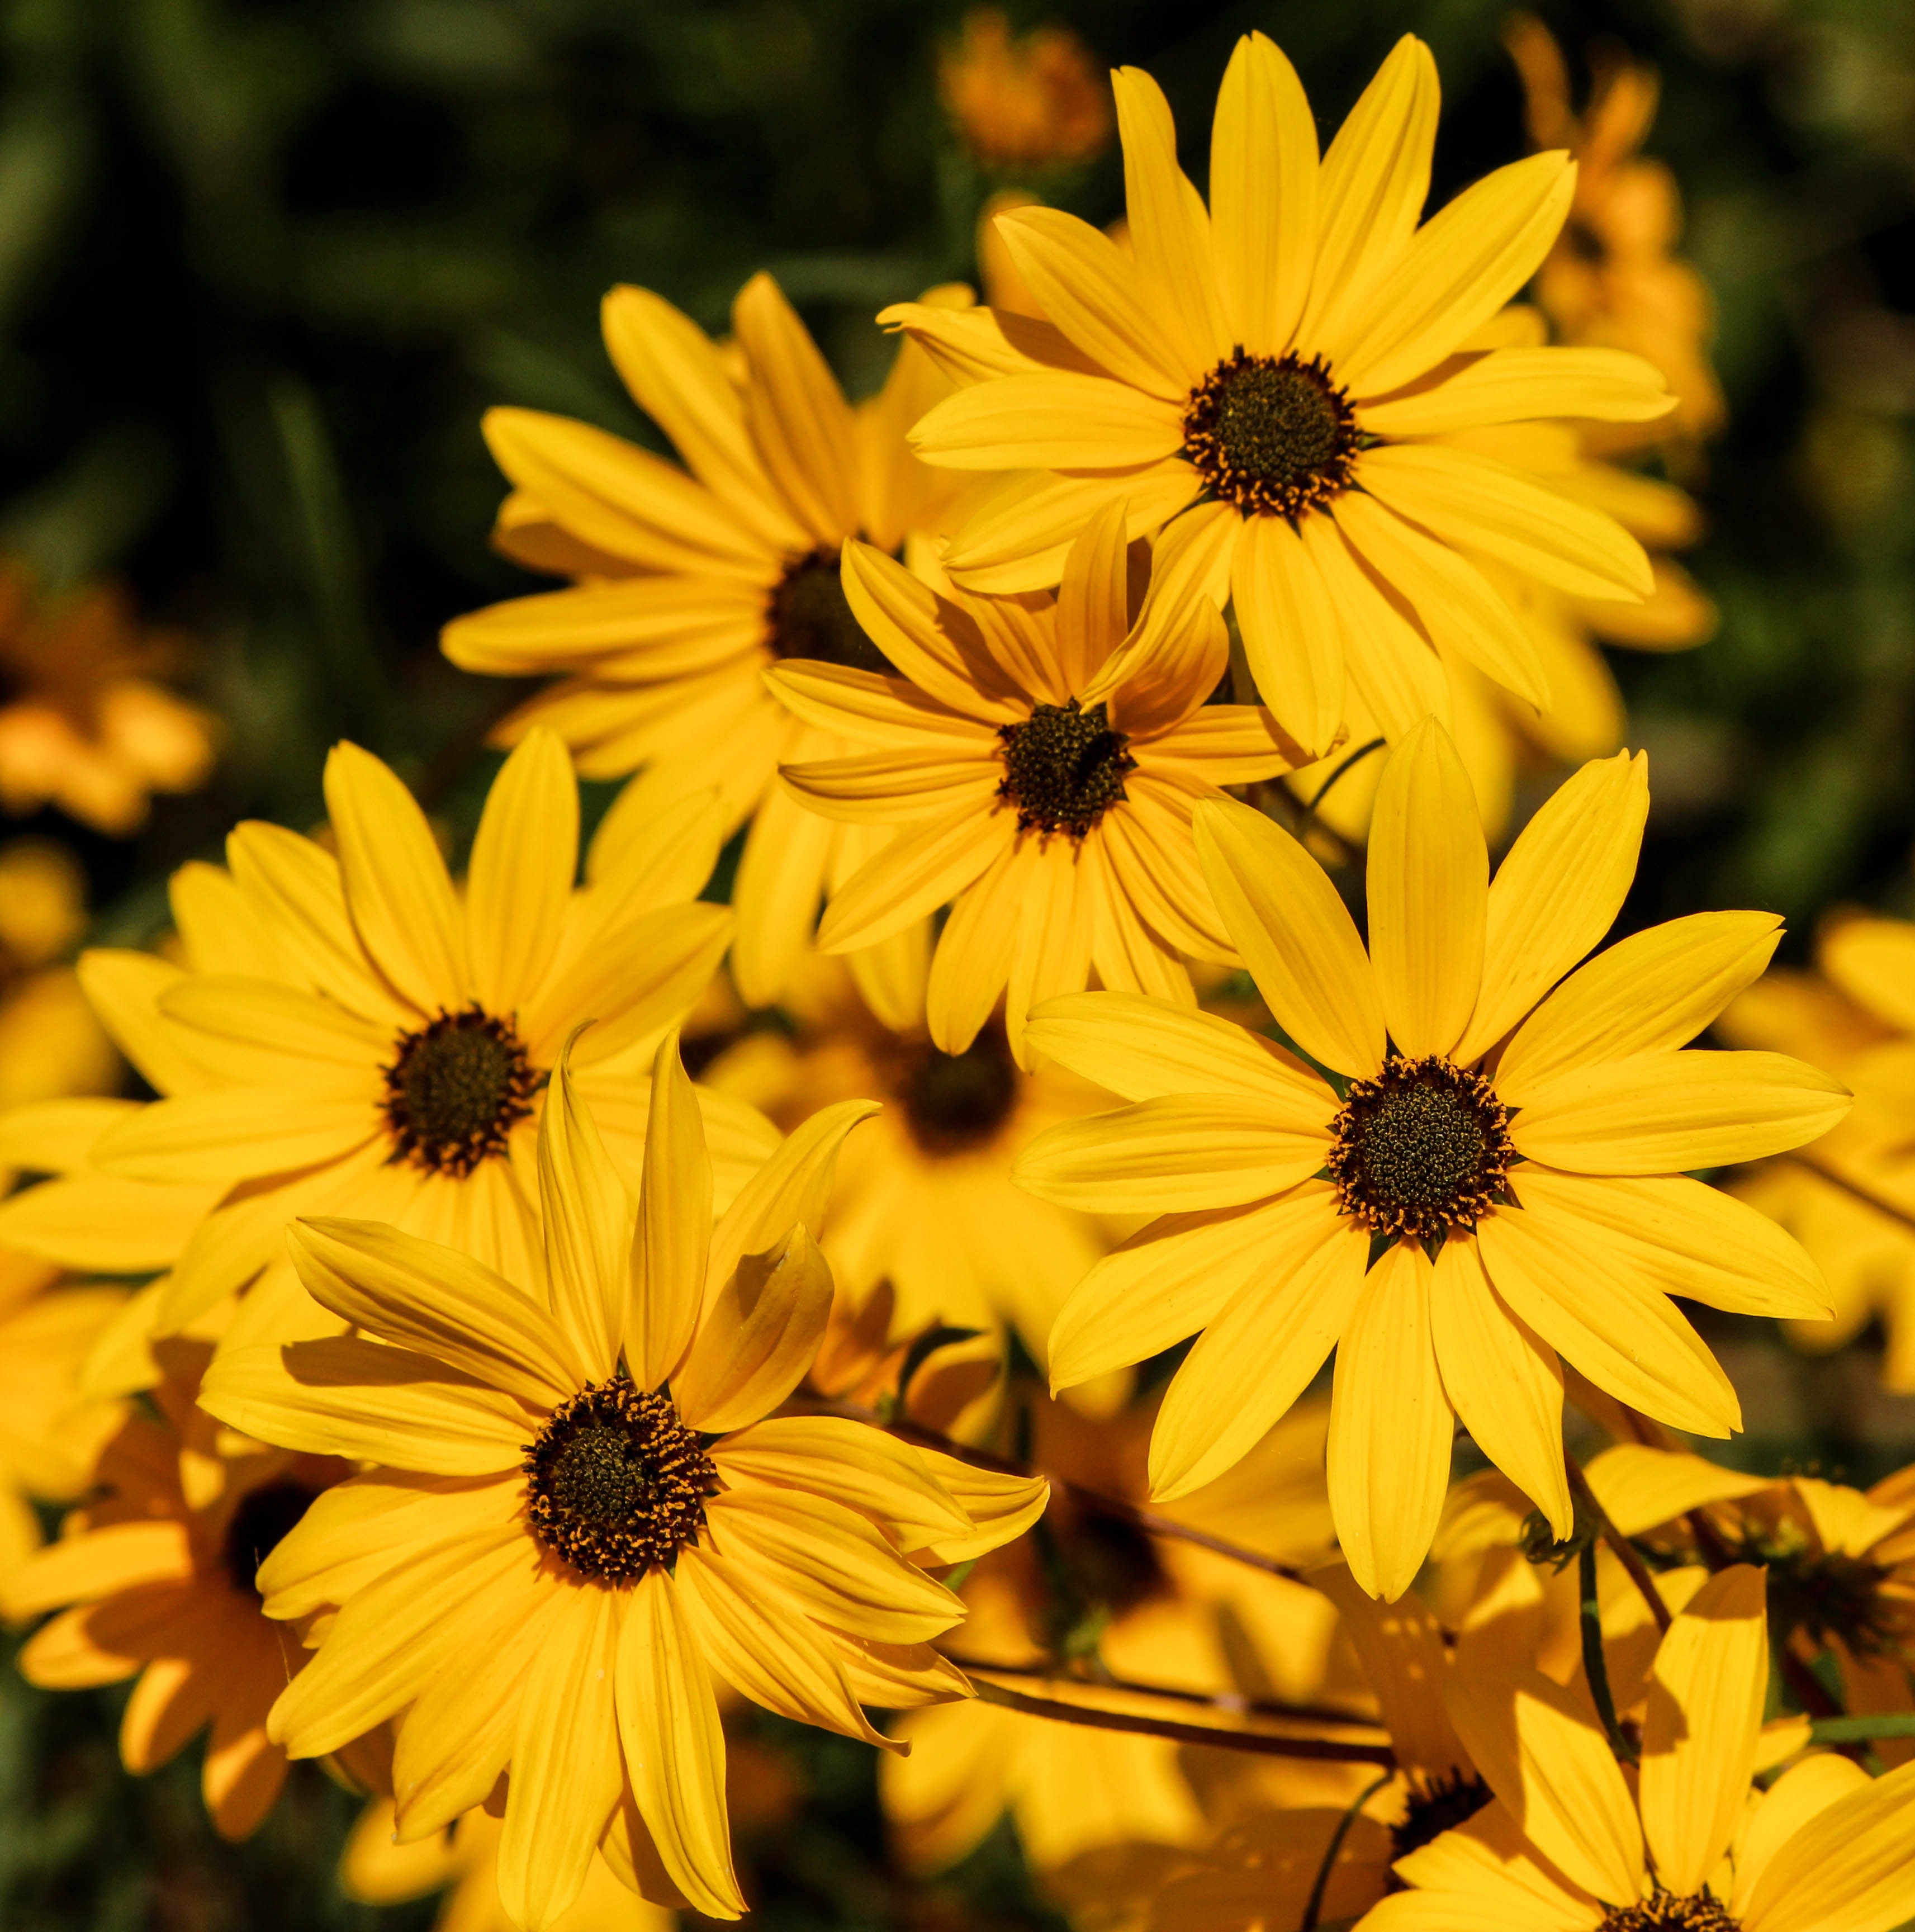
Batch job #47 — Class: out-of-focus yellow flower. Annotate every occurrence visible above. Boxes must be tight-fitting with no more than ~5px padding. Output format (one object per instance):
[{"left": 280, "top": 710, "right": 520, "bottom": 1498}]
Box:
[
  {"left": 1717, "top": 911, "right": 1915, "bottom": 1386},
  {"left": 1508, "top": 13, "right": 1726, "bottom": 446},
  {"left": 0, "top": 840, "right": 118, "bottom": 1116},
  {"left": 0, "top": 562, "right": 216, "bottom": 835},
  {"left": 704, "top": 953, "right": 1122, "bottom": 1402},
  {"left": 0, "top": 1249, "right": 126, "bottom": 1589},
  {"left": 0, "top": 1347, "right": 345, "bottom": 1839},
  {"left": 883, "top": 1395, "right": 1357, "bottom": 1908},
  {"left": 939, "top": 11, "right": 1112, "bottom": 171}
]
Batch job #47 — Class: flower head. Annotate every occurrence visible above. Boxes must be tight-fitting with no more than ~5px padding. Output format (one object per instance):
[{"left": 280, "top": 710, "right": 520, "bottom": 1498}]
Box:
[
  {"left": 886, "top": 34, "right": 1676, "bottom": 763},
  {"left": 200, "top": 1041, "right": 1046, "bottom": 1929},
  {"left": 939, "top": 9, "right": 1113, "bottom": 171},
  {"left": 1016, "top": 723, "right": 1848, "bottom": 1596}
]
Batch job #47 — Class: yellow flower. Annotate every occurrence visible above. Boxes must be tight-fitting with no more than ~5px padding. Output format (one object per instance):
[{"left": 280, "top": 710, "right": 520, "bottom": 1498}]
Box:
[
  {"left": 1363, "top": 1565, "right": 1915, "bottom": 1932},
  {"left": 704, "top": 954, "right": 1120, "bottom": 1390},
  {"left": 1507, "top": 13, "right": 1726, "bottom": 446},
  {"left": 1716, "top": 912, "right": 1915, "bottom": 1386},
  {"left": 0, "top": 1251, "right": 127, "bottom": 1587},
  {"left": 198, "top": 1043, "right": 1047, "bottom": 1930},
  {"left": 0, "top": 840, "right": 119, "bottom": 1119},
  {"left": 1586, "top": 1441, "right": 1915, "bottom": 1756},
  {"left": 0, "top": 1350, "right": 344, "bottom": 1839},
  {"left": 0, "top": 730, "right": 761, "bottom": 1364},
  {"left": 938, "top": 10, "right": 1113, "bottom": 171},
  {"left": 344, "top": 1797, "right": 671, "bottom": 1932},
  {"left": 0, "top": 560, "right": 216, "bottom": 834},
  {"left": 769, "top": 507, "right": 1297, "bottom": 1059},
  {"left": 884, "top": 33, "right": 1675, "bottom": 762},
  {"left": 441, "top": 272, "right": 971, "bottom": 1024},
  {"left": 1015, "top": 721, "right": 1848, "bottom": 1597}
]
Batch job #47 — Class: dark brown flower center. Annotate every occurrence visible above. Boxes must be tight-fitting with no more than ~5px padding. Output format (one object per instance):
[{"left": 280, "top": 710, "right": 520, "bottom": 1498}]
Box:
[
  {"left": 1600, "top": 1898, "right": 1738, "bottom": 1932},
  {"left": 997, "top": 698, "right": 1134, "bottom": 840},
  {"left": 524, "top": 1377, "right": 717, "bottom": 1584},
  {"left": 1388, "top": 1770, "right": 1491, "bottom": 1870},
  {"left": 767, "top": 548, "right": 891, "bottom": 673},
  {"left": 895, "top": 1022, "right": 1020, "bottom": 1157},
  {"left": 222, "top": 1477, "right": 321, "bottom": 1598},
  {"left": 1182, "top": 348, "right": 1359, "bottom": 519},
  {"left": 383, "top": 1007, "right": 537, "bottom": 1176},
  {"left": 1734, "top": 1528, "right": 1896, "bottom": 1659},
  {"left": 1327, "top": 1054, "right": 1515, "bottom": 1243}
]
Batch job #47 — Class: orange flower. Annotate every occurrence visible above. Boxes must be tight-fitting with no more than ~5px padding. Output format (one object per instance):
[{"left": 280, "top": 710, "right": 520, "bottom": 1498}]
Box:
[{"left": 940, "top": 11, "right": 1112, "bottom": 171}]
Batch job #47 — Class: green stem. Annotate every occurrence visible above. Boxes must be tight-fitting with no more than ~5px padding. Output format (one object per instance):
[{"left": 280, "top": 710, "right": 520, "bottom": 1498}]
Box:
[
  {"left": 1808, "top": 1714, "right": 1915, "bottom": 1744},
  {"left": 1580, "top": 1540, "right": 1636, "bottom": 1764},
  {"left": 1301, "top": 1770, "right": 1393, "bottom": 1931}
]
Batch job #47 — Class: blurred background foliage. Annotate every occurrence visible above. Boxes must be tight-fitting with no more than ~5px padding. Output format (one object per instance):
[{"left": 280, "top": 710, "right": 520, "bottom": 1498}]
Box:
[{"left": 1, "top": 0, "right": 1913, "bottom": 1923}]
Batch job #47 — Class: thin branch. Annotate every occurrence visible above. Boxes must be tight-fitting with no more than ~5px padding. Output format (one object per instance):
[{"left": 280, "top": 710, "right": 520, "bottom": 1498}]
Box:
[
  {"left": 1566, "top": 1450, "right": 1671, "bottom": 1633},
  {"left": 1300, "top": 737, "right": 1386, "bottom": 827},
  {"left": 966, "top": 1676, "right": 1396, "bottom": 1766},
  {"left": 1784, "top": 1152, "right": 1915, "bottom": 1239},
  {"left": 1578, "top": 1540, "right": 1635, "bottom": 1762},
  {"left": 1302, "top": 1770, "right": 1395, "bottom": 1931},
  {"left": 1809, "top": 1712, "right": 1915, "bottom": 1744},
  {"left": 938, "top": 1654, "right": 1378, "bottom": 1733},
  {"left": 1779, "top": 1645, "right": 1842, "bottom": 1721},
  {"left": 800, "top": 1399, "right": 1307, "bottom": 1584}
]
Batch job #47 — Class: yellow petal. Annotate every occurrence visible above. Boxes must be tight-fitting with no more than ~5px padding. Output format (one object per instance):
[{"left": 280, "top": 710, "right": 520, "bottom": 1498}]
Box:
[
  {"left": 538, "top": 1043, "right": 632, "bottom": 1382},
  {"left": 942, "top": 462, "right": 1199, "bottom": 594},
  {"left": 1639, "top": 1564, "right": 1767, "bottom": 1897},
  {"left": 908, "top": 370, "right": 1185, "bottom": 472},
  {"left": 779, "top": 749, "right": 999, "bottom": 825},
  {"left": 1583, "top": 1444, "right": 1770, "bottom": 1539},
  {"left": 1194, "top": 795, "right": 1385, "bottom": 1078},
  {"left": 617, "top": 1571, "right": 745, "bottom": 1918},
  {"left": 1053, "top": 496, "right": 1134, "bottom": 694},
  {"left": 902, "top": 1452, "right": 1050, "bottom": 1566},
  {"left": 1507, "top": 1049, "right": 1851, "bottom": 1175},
  {"left": 1446, "top": 1669, "right": 1644, "bottom": 1905},
  {"left": 1, "top": 1520, "right": 193, "bottom": 1620},
  {"left": 674, "top": 1225, "right": 833, "bottom": 1433},
  {"left": 91, "top": 1088, "right": 376, "bottom": 1185},
  {"left": 1732, "top": 1756, "right": 1872, "bottom": 1919},
  {"left": 1358, "top": 347, "right": 1676, "bottom": 438},
  {"left": 818, "top": 807, "right": 1012, "bottom": 954},
  {"left": 156, "top": 976, "right": 390, "bottom": 1081},
  {"left": 1456, "top": 749, "right": 1648, "bottom": 1065},
  {"left": 466, "top": 728, "right": 579, "bottom": 1020},
  {"left": 1147, "top": 1186, "right": 1369, "bottom": 1499},
  {"left": 1737, "top": 1756, "right": 1915, "bottom": 1932},
  {"left": 837, "top": 541, "right": 1023, "bottom": 722},
  {"left": 1476, "top": 1204, "right": 1741, "bottom": 1437},
  {"left": 1358, "top": 444, "right": 1653, "bottom": 602},
  {"left": 288, "top": 1216, "right": 584, "bottom": 1404},
  {"left": 878, "top": 294, "right": 1101, "bottom": 383},
  {"left": 992, "top": 205, "right": 1188, "bottom": 400},
  {"left": 1366, "top": 717, "right": 1487, "bottom": 1059},
  {"left": 1326, "top": 1240, "right": 1454, "bottom": 1599},
  {"left": 0, "top": 1171, "right": 222, "bottom": 1273},
  {"left": 1111, "top": 66, "right": 1227, "bottom": 376},
  {"left": 1429, "top": 1237, "right": 1569, "bottom": 1538},
  {"left": 925, "top": 835, "right": 1026, "bottom": 1055},
  {"left": 1228, "top": 511, "right": 1345, "bottom": 760},
  {"left": 1496, "top": 910, "right": 1787, "bottom": 1100},
  {"left": 1210, "top": 32, "right": 1317, "bottom": 354},
  {"left": 1821, "top": 916, "right": 1915, "bottom": 1033},
  {"left": 763, "top": 662, "right": 987, "bottom": 750},
  {"left": 1333, "top": 153, "right": 1575, "bottom": 397},
  {"left": 711, "top": 1417, "right": 969, "bottom": 1543},
  {"left": 323, "top": 741, "right": 467, "bottom": 1015},
  {"left": 704, "top": 1097, "right": 875, "bottom": 1298},
  {"left": 629, "top": 1032, "right": 711, "bottom": 1391},
  {"left": 497, "top": 1586, "right": 622, "bottom": 1932}
]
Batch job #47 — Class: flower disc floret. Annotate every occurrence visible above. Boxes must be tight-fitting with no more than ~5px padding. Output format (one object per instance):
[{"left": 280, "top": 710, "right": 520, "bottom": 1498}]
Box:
[
  {"left": 382, "top": 1006, "right": 537, "bottom": 1177},
  {"left": 1327, "top": 1054, "right": 1515, "bottom": 1243},
  {"left": 996, "top": 698, "right": 1135, "bottom": 840},
  {"left": 768, "top": 548, "right": 892, "bottom": 673},
  {"left": 1599, "top": 1897, "right": 1739, "bottom": 1932},
  {"left": 523, "top": 1376, "right": 718, "bottom": 1585},
  {"left": 1389, "top": 1770, "right": 1491, "bottom": 1866},
  {"left": 1181, "top": 349, "right": 1361, "bottom": 520}
]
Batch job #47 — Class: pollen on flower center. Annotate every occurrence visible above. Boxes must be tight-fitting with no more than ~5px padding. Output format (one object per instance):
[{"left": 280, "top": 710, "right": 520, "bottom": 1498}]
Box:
[
  {"left": 997, "top": 698, "right": 1135, "bottom": 840},
  {"left": 221, "top": 1478, "right": 321, "bottom": 1599},
  {"left": 383, "top": 1007, "right": 537, "bottom": 1177},
  {"left": 1327, "top": 1054, "right": 1515, "bottom": 1243},
  {"left": 1388, "top": 1770, "right": 1492, "bottom": 1869},
  {"left": 523, "top": 1376, "right": 718, "bottom": 1584},
  {"left": 895, "top": 1022, "right": 1020, "bottom": 1157},
  {"left": 1182, "top": 348, "right": 1360, "bottom": 519},
  {"left": 767, "top": 548, "right": 892, "bottom": 674},
  {"left": 1598, "top": 1897, "right": 1739, "bottom": 1932}
]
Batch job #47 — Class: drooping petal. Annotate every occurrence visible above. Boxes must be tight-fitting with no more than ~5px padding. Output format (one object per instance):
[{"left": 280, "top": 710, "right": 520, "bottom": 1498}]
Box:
[
  {"left": 538, "top": 1044, "right": 632, "bottom": 1381},
  {"left": 704, "top": 1098, "right": 875, "bottom": 1298},
  {"left": 925, "top": 834, "right": 1028, "bottom": 1055},
  {"left": 1326, "top": 1240, "right": 1454, "bottom": 1599},
  {"left": 1194, "top": 795, "right": 1385, "bottom": 1078},
  {"left": 1053, "top": 496, "right": 1135, "bottom": 693},
  {"left": 817, "top": 804, "right": 1016, "bottom": 954},
  {"left": 674, "top": 1226, "right": 833, "bottom": 1433},
  {"left": 1365, "top": 718, "right": 1487, "bottom": 1060},
  {"left": 838, "top": 541, "right": 1025, "bottom": 722},
  {"left": 1229, "top": 512, "right": 1344, "bottom": 761},
  {"left": 629, "top": 1032, "right": 710, "bottom": 1392},
  {"left": 466, "top": 728, "right": 579, "bottom": 1021}
]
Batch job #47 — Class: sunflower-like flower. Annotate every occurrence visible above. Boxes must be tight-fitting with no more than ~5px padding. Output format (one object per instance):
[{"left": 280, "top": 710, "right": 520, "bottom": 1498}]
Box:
[
  {"left": 769, "top": 506, "right": 1297, "bottom": 1060},
  {"left": 1715, "top": 911, "right": 1915, "bottom": 1386},
  {"left": 704, "top": 949, "right": 1121, "bottom": 1386},
  {"left": 1015, "top": 722, "right": 1849, "bottom": 1598},
  {"left": 938, "top": 10, "right": 1113, "bottom": 172},
  {"left": 0, "top": 1349, "right": 344, "bottom": 1838},
  {"left": 441, "top": 273, "right": 974, "bottom": 1024},
  {"left": 0, "top": 561, "right": 217, "bottom": 834},
  {"left": 883, "top": 33, "right": 1675, "bottom": 763},
  {"left": 198, "top": 1042, "right": 1047, "bottom": 1929},
  {"left": 1361, "top": 1565, "right": 1915, "bottom": 1932},
  {"left": 0, "top": 730, "right": 763, "bottom": 1360}
]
